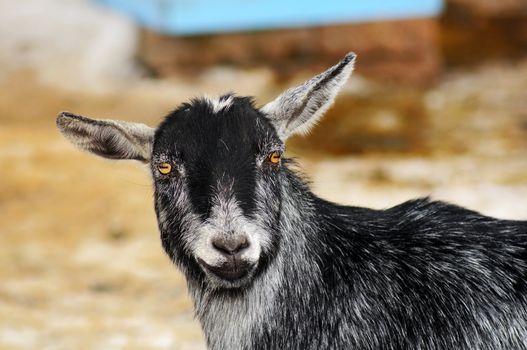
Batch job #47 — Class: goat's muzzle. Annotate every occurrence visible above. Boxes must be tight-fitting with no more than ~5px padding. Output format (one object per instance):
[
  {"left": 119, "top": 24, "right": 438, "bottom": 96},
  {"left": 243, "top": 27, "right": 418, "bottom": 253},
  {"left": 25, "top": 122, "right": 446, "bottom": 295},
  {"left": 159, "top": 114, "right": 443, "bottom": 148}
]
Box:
[{"left": 197, "top": 235, "right": 254, "bottom": 281}]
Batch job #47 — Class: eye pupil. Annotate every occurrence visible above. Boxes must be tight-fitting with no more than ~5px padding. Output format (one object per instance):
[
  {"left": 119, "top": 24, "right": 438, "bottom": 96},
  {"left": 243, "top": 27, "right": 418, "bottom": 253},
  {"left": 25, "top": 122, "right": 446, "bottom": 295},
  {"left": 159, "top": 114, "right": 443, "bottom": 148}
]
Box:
[{"left": 158, "top": 163, "right": 172, "bottom": 174}]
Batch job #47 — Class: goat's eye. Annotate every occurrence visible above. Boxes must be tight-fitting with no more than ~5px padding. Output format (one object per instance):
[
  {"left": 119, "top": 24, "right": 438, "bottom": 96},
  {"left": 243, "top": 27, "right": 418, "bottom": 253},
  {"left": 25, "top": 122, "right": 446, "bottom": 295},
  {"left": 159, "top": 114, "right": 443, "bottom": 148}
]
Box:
[
  {"left": 158, "top": 162, "right": 172, "bottom": 175},
  {"left": 268, "top": 151, "right": 281, "bottom": 165}
]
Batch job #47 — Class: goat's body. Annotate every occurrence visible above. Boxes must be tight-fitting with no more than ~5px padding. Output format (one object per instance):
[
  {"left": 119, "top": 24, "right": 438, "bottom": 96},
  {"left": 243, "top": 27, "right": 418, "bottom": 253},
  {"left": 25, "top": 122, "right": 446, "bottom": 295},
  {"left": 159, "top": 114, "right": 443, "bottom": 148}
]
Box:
[{"left": 193, "top": 169, "right": 527, "bottom": 350}]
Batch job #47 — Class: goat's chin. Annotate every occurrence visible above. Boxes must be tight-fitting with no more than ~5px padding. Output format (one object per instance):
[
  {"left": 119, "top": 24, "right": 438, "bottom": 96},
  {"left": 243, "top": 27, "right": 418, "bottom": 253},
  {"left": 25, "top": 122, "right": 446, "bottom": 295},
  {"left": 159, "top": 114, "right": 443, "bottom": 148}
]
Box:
[{"left": 197, "top": 258, "right": 258, "bottom": 289}]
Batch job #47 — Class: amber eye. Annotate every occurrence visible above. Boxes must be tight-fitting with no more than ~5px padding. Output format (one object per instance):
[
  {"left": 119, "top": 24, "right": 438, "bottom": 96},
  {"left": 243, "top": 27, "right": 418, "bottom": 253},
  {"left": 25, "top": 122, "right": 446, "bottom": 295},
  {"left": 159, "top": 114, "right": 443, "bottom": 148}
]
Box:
[
  {"left": 268, "top": 151, "right": 281, "bottom": 164},
  {"left": 158, "top": 163, "right": 172, "bottom": 175}
]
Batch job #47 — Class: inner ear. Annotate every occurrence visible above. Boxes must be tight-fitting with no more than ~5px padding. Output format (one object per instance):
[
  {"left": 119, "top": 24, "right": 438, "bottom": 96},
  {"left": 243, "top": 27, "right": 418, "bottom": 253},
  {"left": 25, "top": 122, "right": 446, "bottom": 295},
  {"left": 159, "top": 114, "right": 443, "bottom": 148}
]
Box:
[{"left": 56, "top": 112, "right": 155, "bottom": 162}]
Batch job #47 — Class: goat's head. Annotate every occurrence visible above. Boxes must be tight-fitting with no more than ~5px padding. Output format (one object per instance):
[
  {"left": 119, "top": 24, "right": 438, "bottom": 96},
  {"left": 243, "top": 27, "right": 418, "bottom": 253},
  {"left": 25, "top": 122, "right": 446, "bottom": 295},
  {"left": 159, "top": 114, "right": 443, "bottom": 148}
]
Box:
[{"left": 57, "top": 53, "right": 355, "bottom": 289}]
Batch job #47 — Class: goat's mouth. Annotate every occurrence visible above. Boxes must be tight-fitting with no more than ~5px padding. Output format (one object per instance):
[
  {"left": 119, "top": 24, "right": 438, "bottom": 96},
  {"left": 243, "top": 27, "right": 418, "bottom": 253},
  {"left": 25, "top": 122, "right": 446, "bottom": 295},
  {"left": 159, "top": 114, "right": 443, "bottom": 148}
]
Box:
[{"left": 197, "top": 258, "right": 255, "bottom": 282}]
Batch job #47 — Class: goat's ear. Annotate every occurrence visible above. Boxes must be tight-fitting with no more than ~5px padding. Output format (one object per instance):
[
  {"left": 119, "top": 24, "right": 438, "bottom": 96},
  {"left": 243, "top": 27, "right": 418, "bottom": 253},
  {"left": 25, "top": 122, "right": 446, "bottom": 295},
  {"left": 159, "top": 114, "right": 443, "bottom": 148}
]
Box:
[
  {"left": 56, "top": 112, "right": 155, "bottom": 162},
  {"left": 261, "top": 52, "right": 356, "bottom": 140}
]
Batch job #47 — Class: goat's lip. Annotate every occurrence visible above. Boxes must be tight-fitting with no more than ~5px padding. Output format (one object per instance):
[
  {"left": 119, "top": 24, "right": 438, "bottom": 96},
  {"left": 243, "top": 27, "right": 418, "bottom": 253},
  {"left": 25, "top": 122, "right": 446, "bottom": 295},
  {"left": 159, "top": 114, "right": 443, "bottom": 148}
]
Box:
[{"left": 197, "top": 258, "right": 254, "bottom": 281}]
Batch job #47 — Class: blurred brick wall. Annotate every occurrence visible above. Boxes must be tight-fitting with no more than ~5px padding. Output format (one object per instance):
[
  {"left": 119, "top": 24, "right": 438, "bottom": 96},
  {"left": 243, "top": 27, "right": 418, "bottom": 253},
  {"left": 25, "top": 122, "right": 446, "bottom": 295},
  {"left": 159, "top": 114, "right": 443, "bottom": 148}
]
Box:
[
  {"left": 139, "top": 18, "right": 441, "bottom": 86},
  {"left": 441, "top": 0, "right": 527, "bottom": 66},
  {"left": 448, "top": 0, "right": 527, "bottom": 15},
  {"left": 138, "top": 0, "right": 527, "bottom": 84}
]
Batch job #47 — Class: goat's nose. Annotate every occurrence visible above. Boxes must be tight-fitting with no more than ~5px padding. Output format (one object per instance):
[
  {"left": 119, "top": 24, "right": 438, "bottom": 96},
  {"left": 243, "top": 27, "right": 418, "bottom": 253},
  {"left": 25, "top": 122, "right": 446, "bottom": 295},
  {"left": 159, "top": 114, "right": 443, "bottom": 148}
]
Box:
[{"left": 212, "top": 235, "right": 249, "bottom": 257}]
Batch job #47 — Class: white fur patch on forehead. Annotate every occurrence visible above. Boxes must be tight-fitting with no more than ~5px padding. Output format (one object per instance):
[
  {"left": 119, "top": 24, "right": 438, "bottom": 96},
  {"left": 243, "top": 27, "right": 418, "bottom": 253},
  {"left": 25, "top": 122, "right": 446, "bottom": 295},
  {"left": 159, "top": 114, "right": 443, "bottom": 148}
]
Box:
[{"left": 203, "top": 95, "right": 234, "bottom": 114}]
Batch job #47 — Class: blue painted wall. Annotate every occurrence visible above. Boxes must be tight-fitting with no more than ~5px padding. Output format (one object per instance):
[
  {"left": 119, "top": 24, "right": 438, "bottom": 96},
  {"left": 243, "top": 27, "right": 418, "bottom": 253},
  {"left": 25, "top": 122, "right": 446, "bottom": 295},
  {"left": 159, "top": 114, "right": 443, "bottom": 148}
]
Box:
[{"left": 97, "top": 0, "right": 443, "bottom": 35}]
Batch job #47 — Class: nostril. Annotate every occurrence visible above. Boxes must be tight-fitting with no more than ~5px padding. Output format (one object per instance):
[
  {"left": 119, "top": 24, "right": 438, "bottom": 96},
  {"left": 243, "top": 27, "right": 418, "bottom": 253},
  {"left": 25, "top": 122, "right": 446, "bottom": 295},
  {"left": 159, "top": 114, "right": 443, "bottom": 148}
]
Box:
[
  {"left": 212, "top": 236, "right": 250, "bottom": 256},
  {"left": 212, "top": 239, "right": 232, "bottom": 255},
  {"left": 237, "top": 238, "right": 249, "bottom": 252}
]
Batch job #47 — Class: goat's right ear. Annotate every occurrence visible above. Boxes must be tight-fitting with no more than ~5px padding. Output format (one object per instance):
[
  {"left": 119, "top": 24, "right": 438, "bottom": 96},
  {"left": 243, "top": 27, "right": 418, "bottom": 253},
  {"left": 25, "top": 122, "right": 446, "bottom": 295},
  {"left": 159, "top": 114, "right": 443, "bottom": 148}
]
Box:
[{"left": 56, "top": 112, "right": 155, "bottom": 162}]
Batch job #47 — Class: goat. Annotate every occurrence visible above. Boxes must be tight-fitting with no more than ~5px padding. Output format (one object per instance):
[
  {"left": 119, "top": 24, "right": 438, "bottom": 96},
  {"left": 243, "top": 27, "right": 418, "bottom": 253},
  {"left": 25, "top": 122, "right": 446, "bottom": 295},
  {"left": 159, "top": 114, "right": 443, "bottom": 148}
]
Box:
[{"left": 57, "top": 53, "right": 527, "bottom": 350}]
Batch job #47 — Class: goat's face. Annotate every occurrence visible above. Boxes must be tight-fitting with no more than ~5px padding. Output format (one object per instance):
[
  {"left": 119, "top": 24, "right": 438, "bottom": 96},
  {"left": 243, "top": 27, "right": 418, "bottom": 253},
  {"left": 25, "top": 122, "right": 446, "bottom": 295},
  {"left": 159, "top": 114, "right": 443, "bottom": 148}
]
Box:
[
  {"left": 57, "top": 53, "right": 355, "bottom": 289},
  {"left": 152, "top": 96, "right": 283, "bottom": 288}
]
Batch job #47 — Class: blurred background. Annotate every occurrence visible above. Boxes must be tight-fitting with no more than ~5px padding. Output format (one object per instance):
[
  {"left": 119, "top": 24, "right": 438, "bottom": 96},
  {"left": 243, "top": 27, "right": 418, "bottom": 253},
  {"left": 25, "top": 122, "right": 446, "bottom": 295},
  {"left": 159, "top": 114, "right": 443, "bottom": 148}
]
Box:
[{"left": 1, "top": 0, "right": 527, "bottom": 349}]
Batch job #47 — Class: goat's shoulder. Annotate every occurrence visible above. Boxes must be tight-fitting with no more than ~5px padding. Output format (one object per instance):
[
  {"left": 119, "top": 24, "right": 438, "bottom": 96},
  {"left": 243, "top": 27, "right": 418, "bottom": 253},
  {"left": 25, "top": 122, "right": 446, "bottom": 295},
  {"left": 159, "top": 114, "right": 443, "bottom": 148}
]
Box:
[
  {"left": 313, "top": 195, "right": 527, "bottom": 291},
  {"left": 318, "top": 196, "right": 525, "bottom": 233},
  {"left": 313, "top": 196, "right": 527, "bottom": 255},
  {"left": 384, "top": 197, "right": 527, "bottom": 239}
]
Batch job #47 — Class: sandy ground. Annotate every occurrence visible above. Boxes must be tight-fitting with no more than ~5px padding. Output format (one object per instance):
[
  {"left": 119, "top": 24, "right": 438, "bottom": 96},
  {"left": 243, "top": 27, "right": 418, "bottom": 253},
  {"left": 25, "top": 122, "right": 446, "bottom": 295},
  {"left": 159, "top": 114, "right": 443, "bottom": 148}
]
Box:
[{"left": 1, "top": 60, "right": 527, "bottom": 349}]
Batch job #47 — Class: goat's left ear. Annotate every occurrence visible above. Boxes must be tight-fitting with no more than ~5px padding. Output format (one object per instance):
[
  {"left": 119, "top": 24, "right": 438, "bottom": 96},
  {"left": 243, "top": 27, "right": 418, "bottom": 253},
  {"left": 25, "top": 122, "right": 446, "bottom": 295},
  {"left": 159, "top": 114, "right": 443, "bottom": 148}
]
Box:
[
  {"left": 56, "top": 112, "right": 155, "bottom": 162},
  {"left": 261, "top": 52, "right": 356, "bottom": 141}
]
